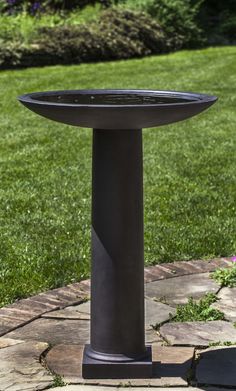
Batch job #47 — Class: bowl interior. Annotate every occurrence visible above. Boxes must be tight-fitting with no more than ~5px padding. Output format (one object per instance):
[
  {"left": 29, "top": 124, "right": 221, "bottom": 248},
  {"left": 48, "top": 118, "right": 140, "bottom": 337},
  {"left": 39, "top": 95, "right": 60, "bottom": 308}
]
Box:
[{"left": 30, "top": 91, "right": 200, "bottom": 106}]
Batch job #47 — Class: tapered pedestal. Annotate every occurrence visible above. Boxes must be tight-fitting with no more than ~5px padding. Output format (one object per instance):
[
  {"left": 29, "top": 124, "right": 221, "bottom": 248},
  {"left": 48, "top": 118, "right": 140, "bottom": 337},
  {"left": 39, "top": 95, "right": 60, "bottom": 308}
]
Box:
[{"left": 82, "top": 129, "right": 152, "bottom": 379}]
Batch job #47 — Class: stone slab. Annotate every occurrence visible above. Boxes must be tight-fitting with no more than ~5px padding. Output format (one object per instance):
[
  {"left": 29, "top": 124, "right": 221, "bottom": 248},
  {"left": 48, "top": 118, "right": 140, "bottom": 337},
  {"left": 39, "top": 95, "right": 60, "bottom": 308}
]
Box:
[
  {"left": 146, "top": 273, "right": 220, "bottom": 306},
  {"left": 196, "top": 346, "right": 236, "bottom": 387},
  {"left": 41, "top": 301, "right": 90, "bottom": 320},
  {"left": 160, "top": 320, "right": 236, "bottom": 347},
  {"left": 152, "top": 345, "right": 194, "bottom": 386},
  {"left": 42, "top": 308, "right": 90, "bottom": 320},
  {"left": 145, "top": 298, "right": 176, "bottom": 329},
  {"left": 145, "top": 329, "right": 164, "bottom": 344},
  {"left": 0, "top": 339, "right": 53, "bottom": 390},
  {"left": 46, "top": 344, "right": 194, "bottom": 386},
  {"left": 212, "top": 287, "right": 236, "bottom": 322},
  {"left": 67, "top": 301, "right": 90, "bottom": 314},
  {"left": 5, "top": 318, "right": 90, "bottom": 345}
]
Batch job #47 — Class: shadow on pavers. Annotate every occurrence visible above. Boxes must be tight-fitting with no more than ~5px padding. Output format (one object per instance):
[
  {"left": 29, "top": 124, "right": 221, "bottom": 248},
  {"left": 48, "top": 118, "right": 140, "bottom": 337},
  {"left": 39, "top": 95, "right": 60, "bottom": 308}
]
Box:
[
  {"left": 154, "top": 346, "right": 236, "bottom": 389},
  {"left": 195, "top": 346, "right": 236, "bottom": 388}
]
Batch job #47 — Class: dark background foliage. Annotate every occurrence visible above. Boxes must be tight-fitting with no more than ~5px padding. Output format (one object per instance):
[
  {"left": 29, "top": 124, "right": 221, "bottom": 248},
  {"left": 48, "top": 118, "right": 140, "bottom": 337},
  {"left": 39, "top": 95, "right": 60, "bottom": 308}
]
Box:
[
  {"left": 198, "top": 0, "right": 236, "bottom": 43},
  {"left": 0, "top": 0, "right": 235, "bottom": 69}
]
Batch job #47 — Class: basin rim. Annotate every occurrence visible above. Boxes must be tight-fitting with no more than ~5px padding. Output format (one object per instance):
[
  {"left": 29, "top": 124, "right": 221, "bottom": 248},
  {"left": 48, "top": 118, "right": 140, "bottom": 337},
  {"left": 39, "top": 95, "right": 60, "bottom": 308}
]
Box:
[{"left": 18, "top": 89, "right": 218, "bottom": 109}]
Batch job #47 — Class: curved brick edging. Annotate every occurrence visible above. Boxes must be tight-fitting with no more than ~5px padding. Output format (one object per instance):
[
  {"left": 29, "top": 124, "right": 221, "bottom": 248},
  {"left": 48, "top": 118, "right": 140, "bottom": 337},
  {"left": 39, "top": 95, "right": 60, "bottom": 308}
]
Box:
[
  {"left": 0, "top": 257, "right": 232, "bottom": 337},
  {"left": 144, "top": 257, "right": 231, "bottom": 282}
]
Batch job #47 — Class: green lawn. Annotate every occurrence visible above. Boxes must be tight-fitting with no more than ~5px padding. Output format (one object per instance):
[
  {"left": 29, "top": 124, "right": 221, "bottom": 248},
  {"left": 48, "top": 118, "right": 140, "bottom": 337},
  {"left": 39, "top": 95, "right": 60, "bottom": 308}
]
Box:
[{"left": 0, "top": 46, "right": 235, "bottom": 307}]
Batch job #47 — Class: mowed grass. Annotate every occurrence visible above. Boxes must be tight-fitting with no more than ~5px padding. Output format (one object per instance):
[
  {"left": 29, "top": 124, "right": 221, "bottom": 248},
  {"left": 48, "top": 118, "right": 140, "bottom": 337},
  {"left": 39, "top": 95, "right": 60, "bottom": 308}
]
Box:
[{"left": 0, "top": 46, "right": 235, "bottom": 306}]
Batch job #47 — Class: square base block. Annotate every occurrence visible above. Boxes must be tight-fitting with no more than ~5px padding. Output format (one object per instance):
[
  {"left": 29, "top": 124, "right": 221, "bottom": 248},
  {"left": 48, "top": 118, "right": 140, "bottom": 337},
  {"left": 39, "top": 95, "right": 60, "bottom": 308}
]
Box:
[{"left": 82, "top": 344, "right": 152, "bottom": 379}]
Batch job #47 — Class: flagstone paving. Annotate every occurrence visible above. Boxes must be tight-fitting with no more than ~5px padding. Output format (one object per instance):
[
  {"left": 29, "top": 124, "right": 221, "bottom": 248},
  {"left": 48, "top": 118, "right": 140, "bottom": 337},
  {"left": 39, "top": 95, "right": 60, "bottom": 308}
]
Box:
[
  {"left": 145, "top": 273, "right": 220, "bottom": 306},
  {"left": 6, "top": 318, "right": 90, "bottom": 345},
  {"left": 0, "top": 257, "right": 235, "bottom": 390},
  {"left": 0, "top": 338, "right": 53, "bottom": 390},
  {"left": 46, "top": 344, "right": 194, "bottom": 387},
  {"left": 159, "top": 320, "right": 236, "bottom": 347}
]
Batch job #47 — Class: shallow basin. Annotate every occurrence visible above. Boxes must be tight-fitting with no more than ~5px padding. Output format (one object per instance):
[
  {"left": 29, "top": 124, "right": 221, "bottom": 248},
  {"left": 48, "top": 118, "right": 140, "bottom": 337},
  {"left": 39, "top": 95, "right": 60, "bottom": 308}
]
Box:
[{"left": 18, "top": 89, "right": 217, "bottom": 129}]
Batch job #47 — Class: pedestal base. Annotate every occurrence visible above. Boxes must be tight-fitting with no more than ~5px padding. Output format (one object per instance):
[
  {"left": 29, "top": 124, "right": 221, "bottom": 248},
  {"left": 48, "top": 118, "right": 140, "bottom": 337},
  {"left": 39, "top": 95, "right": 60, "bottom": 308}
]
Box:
[{"left": 82, "top": 344, "right": 152, "bottom": 379}]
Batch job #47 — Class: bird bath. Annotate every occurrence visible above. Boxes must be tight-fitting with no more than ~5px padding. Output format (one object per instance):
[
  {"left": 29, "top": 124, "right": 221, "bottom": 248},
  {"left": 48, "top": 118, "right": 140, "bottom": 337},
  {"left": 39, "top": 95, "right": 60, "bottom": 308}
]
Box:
[{"left": 18, "top": 89, "right": 217, "bottom": 379}]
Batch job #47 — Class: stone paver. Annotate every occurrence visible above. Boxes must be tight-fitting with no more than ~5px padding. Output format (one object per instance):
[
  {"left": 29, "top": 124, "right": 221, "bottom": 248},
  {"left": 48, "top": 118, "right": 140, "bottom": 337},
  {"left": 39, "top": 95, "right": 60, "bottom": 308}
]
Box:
[
  {"left": 42, "top": 300, "right": 91, "bottom": 320},
  {"left": 196, "top": 346, "right": 236, "bottom": 387},
  {"left": 160, "top": 320, "right": 236, "bottom": 347},
  {"left": 152, "top": 345, "right": 194, "bottom": 386},
  {"left": 42, "top": 308, "right": 90, "bottom": 320},
  {"left": 0, "top": 338, "right": 53, "bottom": 390},
  {"left": 69, "top": 301, "right": 90, "bottom": 313},
  {"left": 145, "top": 328, "right": 164, "bottom": 344},
  {"left": 212, "top": 287, "right": 236, "bottom": 322},
  {"left": 145, "top": 298, "right": 176, "bottom": 329},
  {"left": 5, "top": 318, "right": 90, "bottom": 345},
  {"left": 146, "top": 273, "right": 220, "bottom": 306},
  {"left": 46, "top": 344, "right": 194, "bottom": 387},
  {"left": 46, "top": 344, "right": 83, "bottom": 380}
]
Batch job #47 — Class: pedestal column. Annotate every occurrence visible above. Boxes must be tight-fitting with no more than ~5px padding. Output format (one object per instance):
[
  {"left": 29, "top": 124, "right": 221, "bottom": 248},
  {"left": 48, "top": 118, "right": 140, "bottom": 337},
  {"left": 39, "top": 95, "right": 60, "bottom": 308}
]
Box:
[{"left": 82, "top": 129, "right": 152, "bottom": 379}]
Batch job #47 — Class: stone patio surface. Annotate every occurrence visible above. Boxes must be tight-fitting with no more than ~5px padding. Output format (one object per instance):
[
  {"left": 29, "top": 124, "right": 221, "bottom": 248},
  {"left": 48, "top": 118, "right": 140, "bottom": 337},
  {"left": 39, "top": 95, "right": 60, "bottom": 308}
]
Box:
[{"left": 0, "top": 257, "right": 235, "bottom": 390}]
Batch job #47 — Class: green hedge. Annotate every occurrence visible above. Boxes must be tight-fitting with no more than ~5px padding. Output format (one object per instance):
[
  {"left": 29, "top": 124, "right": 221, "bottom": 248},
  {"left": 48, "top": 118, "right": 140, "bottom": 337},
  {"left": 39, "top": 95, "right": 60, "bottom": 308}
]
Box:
[
  {"left": 144, "top": 0, "right": 205, "bottom": 49},
  {"left": 0, "top": 9, "right": 166, "bottom": 69}
]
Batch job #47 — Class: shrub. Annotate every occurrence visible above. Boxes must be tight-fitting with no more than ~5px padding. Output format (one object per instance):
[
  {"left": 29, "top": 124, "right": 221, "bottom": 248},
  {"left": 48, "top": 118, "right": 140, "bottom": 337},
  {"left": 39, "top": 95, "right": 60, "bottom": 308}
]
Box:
[
  {"left": 36, "top": 8, "right": 166, "bottom": 63},
  {"left": 0, "top": 8, "right": 166, "bottom": 69},
  {"left": 144, "top": 0, "right": 205, "bottom": 50},
  {"left": 94, "top": 8, "right": 166, "bottom": 58},
  {"left": 31, "top": 24, "right": 103, "bottom": 66},
  {"left": 0, "top": 42, "right": 26, "bottom": 69}
]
